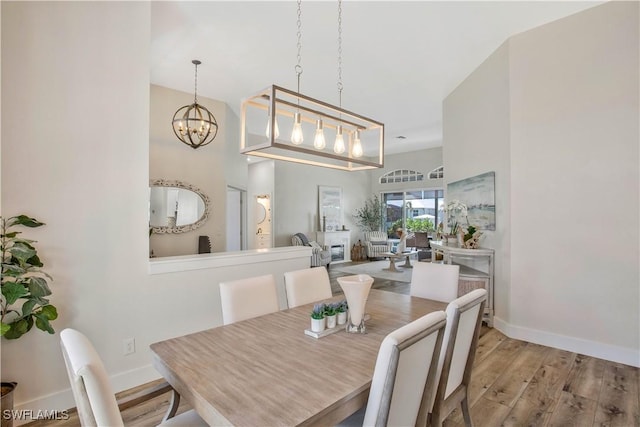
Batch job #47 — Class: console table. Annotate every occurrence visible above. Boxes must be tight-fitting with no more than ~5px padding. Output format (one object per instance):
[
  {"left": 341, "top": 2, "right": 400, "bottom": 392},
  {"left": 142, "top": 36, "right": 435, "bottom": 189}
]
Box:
[{"left": 430, "top": 241, "right": 494, "bottom": 327}]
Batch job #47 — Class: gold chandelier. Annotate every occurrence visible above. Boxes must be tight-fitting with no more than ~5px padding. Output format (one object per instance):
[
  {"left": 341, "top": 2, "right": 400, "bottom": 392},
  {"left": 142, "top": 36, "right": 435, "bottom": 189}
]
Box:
[
  {"left": 240, "top": 1, "right": 383, "bottom": 171},
  {"left": 172, "top": 60, "right": 218, "bottom": 149}
]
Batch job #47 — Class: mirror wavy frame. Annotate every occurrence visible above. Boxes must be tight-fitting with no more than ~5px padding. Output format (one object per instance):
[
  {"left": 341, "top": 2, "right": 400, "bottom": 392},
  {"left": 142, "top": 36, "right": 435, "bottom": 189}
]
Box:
[{"left": 149, "top": 179, "right": 211, "bottom": 234}]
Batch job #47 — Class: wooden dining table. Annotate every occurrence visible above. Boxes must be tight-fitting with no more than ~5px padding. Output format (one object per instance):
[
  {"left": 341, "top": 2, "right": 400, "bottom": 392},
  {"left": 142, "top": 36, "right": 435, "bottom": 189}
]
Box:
[{"left": 150, "top": 289, "right": 446, "bottom": 426}]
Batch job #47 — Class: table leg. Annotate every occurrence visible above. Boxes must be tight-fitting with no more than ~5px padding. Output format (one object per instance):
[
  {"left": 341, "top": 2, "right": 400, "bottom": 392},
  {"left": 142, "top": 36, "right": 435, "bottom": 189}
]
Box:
[
  {"left": 384, "top": 257, "right": 401, "bottom": 272},
  {"left": 401, "top": 255, "right": 413, "bottom": 268}
]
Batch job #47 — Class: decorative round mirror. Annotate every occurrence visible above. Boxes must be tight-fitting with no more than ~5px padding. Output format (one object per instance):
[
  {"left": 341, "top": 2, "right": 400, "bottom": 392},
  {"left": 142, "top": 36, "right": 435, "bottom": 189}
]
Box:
[
  {"left": 257, "top": 203, "right": 267, "bottom": 224},
  {"left": 149, "top": 179, "right": 210, "bottom": 234}
]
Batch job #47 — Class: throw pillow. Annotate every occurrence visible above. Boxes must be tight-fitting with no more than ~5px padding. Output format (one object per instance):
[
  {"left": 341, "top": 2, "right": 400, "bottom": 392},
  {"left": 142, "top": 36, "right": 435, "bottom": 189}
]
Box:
[{"left": 294, "top": 232, "right": 311, "bottom": 246}]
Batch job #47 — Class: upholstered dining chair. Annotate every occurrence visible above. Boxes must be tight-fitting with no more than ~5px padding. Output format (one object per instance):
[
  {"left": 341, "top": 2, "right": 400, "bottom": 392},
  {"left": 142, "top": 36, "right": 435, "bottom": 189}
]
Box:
[
  {"left": 60, "top": 328, "right": 207, "bottom": 427},
  {"left": 410, "top": 262, "right": 460, "bottom": 303},
  {"left": 219, "top": 274, "right": 280, "bottom": 325},
  {"left": 427, "top": 289, "right": 487, "bottom": 427},
  {"left": 338, "top": 311, "right": 447, "bottom": 427},
  {"left": 284, "top": 267, "right": 332, "bottom": 308}
]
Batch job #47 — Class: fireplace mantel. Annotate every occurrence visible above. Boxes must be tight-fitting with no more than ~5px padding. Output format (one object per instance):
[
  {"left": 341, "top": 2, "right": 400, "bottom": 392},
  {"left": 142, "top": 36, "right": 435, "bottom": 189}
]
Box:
[{"left": 315, "top": 231, "right": 351, "bottom": 264}]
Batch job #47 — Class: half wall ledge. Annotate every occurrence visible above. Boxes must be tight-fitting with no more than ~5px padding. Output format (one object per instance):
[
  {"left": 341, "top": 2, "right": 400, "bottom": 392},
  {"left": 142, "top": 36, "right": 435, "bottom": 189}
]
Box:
[{"left": 149, "top": 246, "right": 312, "bottom": 275}]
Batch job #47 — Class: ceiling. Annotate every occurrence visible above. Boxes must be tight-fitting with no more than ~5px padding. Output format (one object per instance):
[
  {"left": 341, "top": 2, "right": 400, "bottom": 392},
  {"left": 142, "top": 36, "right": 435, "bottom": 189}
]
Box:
[{"left": 150, "top": 1, "right": 601, "bottom": 155}]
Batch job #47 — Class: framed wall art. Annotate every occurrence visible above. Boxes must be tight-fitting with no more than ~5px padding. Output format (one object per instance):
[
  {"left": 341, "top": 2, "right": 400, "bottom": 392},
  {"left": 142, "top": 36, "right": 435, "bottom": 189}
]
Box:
[
  {"left": 318, "top": 186, "right": 343, "bottom": 232},
  {"left": 447, "top": 171, "right": 496, "bottom": 230}
]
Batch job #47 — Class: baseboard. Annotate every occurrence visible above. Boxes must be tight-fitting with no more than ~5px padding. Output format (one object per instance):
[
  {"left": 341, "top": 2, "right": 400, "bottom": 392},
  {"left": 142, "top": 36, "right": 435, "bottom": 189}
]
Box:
[
  {"left": 12, "top": 364, "right": 160, "bottom": 426},
  {"left": 493, "top": 316, "right": 640, "bottom": 368}
]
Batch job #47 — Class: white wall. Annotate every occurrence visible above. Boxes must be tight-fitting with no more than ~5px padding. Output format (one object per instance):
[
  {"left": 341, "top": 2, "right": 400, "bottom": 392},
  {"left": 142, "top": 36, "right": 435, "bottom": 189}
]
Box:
[
  {"left": 443, "top": 43, "right": 511, "bottom": 322},
  {"left": 272, "top": 161, "right": 370, "bottom": 247},
  {"left": 150, "top": 84, "right": 247, "bottom": 256},
  {"left": 444, "top": 1, "right": 639, "bottom": 366},
  {"left": 0, "top": 2, "right": 310, "bottom": 416},
  {"left": 508, "top": 1, "right": 638, "bottom": 364},
  {"left": 1, "top": 0, "right": 152, "bottom": 413}
]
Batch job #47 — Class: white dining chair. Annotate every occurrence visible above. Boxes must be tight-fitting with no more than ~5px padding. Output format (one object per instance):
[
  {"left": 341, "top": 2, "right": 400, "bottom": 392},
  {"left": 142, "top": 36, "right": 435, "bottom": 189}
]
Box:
[
  {"left": 410, "top": 262, "right": 460, "bottom": 303},
  {"left": 427, "top": 288, "right": 487, "bottom": 427},
  {"left": 60, "top": 328, "right": 207, "bottom": 427},
  {"left": 219, "top": 274, "right": 279, "bottom": 325},
  {"left": 284, "top": 267, "right": 332, "bottom": 308},
  {"left": 338, "top": 310, "right": 447, "bottom": 427}
]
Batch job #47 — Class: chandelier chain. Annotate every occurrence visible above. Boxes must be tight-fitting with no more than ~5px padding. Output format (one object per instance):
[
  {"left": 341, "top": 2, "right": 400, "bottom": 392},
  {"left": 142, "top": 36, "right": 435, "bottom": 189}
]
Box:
[
  {"left": 337, "top": 0, "right": 343, "bottom": 108},
  {"left": 193, "top": 62, "right": 199, "bottom": 103},
  {"left": 295, "top": 0, "right": 303, "bottom": 93}
]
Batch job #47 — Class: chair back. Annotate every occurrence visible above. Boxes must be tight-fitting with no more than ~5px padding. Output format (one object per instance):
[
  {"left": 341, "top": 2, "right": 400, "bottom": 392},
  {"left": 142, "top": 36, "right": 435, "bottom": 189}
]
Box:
[
  {"left": 363, "top": 311, "right": 447, "bottom": 427},
  {"left": 364, "top": 231, "right": 388, "bottom": 243},
  {"left": 429, "top": 289, "right": 487, "bottom": 422},
  {"left": 284, "top": 267, "right": 332, "bottom": 308},
  {"left": 410, "top": 262, "right": 460, "bottom": 303},
  {"left": 60, "top": 328, "right": 124, "bottom": 427},
  {"left": 219, "top": 274, "right": 279, "bottom": 325}
]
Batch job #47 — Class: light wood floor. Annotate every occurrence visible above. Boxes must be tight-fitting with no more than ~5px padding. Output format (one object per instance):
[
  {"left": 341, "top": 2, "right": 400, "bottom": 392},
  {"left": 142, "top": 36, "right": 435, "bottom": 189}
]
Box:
[{"left": 27, "top": 264, "right": 640, "bottom": 427}]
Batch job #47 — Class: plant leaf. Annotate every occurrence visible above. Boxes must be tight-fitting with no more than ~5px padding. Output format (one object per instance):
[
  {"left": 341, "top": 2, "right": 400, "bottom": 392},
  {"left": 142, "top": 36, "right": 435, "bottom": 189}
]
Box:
[
  {"left": 27, "top": 277, "right": 52, "bottom": 297},
  {"left": 40, "top": 305, "right": 58, "bottom": 320},
  {"left": 21, "top": 299, "right": 37, "bottom": 317},
  {"left": 1, "top": 281, "right": 29, "bottom": 305},
  {"left": 8, "top": 243, "right": 36, "bottom": 264},
  {"left": 34, "top": 313, "right": 55, "bottom": 334},
  {"left": 3, "top": 318, "right": 31, "bottom": 339},
  {"left": 1, "top": 264, "right": 26, "bottom": 276},
  {"left": 0, "top": 322, "right": 10, "bottom": 336},
  {"left": 9, "top": 215, "right": 45, "bottom": 228}
]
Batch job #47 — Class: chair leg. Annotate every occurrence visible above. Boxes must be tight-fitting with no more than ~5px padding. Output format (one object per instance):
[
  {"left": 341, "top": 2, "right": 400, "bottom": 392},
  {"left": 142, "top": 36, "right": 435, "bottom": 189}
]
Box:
[
  {"left": 461, "top": 395, "right": 474, "bottom": 427},
  {"left": 162, "top": 389, "right": 181, "bottom": 422}
]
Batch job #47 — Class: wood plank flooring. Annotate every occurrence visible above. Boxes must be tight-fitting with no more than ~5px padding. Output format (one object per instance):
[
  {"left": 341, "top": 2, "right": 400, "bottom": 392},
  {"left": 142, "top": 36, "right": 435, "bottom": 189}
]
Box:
[{"left": 26, "top": 264, "right": 639, "bottom": 427}]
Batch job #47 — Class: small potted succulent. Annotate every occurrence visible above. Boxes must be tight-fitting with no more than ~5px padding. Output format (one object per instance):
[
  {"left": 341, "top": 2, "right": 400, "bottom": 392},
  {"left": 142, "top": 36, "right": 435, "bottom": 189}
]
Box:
[
  {"left": 324, "top": 303, "right": 338, "bottom": 329},
  {"left": 336, "top": 300, "right": 348, "bottom": 325},
  {"left": 310, "top": 303, "right": 326, "bottom": 332}
]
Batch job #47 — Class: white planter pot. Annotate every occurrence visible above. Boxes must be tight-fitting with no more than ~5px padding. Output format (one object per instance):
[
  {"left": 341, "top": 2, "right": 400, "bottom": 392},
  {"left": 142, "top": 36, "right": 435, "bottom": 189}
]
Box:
[
  {"left": 337, "top": 311, "right": 347, "bottom": 325},
  {"left": 310, "top": 317, "right": 326, "bottom": 332},
  {"left": 326, "top": 314, "right": 337, "bottom": 329}
]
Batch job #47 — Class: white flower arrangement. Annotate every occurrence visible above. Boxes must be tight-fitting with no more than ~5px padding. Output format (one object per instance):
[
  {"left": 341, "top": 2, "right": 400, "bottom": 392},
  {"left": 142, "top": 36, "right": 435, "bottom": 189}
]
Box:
[{"left": 444, "top": 199, "right": 468, "bottom": 235}]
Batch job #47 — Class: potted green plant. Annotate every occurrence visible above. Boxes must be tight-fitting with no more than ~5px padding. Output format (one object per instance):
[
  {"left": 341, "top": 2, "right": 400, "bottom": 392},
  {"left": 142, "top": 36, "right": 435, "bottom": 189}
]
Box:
[
  {"left": 310, "top": 303, "right": 326, "bottom": 333},
  {"left": 1, "top": 215, "right": 58, "bottom": 424},
  {"left": 324, "top": 303, "right": 338, "bottom": 329},
  {"left": 353, "top": 195, "right": 384, "bottom": 232},
  {"left": 336, "top": 300, "right": 348, "bottom": 325},
  {"left": 1, "top": 215, "right": 58, "bottom": 339}
]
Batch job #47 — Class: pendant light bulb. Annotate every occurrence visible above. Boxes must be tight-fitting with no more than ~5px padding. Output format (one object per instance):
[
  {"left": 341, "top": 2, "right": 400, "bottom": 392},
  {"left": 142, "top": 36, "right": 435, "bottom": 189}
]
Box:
[
  {"left": 333, "top": 126, "right": 346, "bottom": 154},
  {"left": 265, "top": 108, "right": 280, "bottom": 140},
  {"left": 352, "top": 130, "right": 363, "bottom": 158},
  {"left": 291, "top": 112, "right": 304, "bottom": 145},
  {"left": 313, "top": 119, "right": 326, "bottom": 150}
]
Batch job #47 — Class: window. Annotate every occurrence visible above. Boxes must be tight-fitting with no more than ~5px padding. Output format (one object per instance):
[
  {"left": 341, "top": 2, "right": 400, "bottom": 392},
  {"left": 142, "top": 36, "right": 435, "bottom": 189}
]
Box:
[
  {"left": 382, "top": 189, "right": 444, "bottom": 235},
  {"left": 428, "top": 166, "right": 444, "bottom": 179},
  {"left": 379, "top": 169, "right": 424, "bottom": 184}
]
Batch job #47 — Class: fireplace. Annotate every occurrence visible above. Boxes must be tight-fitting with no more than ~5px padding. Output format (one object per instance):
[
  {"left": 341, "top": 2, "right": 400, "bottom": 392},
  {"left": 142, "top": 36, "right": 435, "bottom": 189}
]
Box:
[
  {"left": 330, "top": 244, "right": 345, "bottom": 262},
  {"left": 315, "top": 231, "right": 351, "bottom": 263}
]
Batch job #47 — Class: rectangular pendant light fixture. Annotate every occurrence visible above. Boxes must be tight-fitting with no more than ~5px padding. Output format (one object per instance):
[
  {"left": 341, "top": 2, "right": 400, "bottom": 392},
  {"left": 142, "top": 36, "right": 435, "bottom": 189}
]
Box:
[{"left": 241, "top": 85, "right": 384, "bottom": 171}]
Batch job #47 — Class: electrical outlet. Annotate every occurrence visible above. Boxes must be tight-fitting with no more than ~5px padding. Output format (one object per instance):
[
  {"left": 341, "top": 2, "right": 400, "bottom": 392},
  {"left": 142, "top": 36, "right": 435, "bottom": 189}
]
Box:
[{"left": 123, "top": 338, "right": 135, "bottom": 355}]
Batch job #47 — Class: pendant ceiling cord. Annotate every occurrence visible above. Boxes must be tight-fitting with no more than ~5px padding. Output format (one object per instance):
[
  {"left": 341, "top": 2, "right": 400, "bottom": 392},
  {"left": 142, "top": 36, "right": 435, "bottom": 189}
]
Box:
[
  {"left": 295, "top": 0, "right": 303, "bottom": 97},
  {"left": 193, "top": 61, "right": 199, "bottom": 104},
  {"left": 337, "top": 0, "right": 343, "bottom": 110}
]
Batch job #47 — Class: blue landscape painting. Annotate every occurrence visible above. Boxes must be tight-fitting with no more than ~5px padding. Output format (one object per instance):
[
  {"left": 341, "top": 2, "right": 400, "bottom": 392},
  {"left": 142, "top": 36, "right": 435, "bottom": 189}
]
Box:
[{"left": 447, "top": 171, "right": 496, "bottom": 230}]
